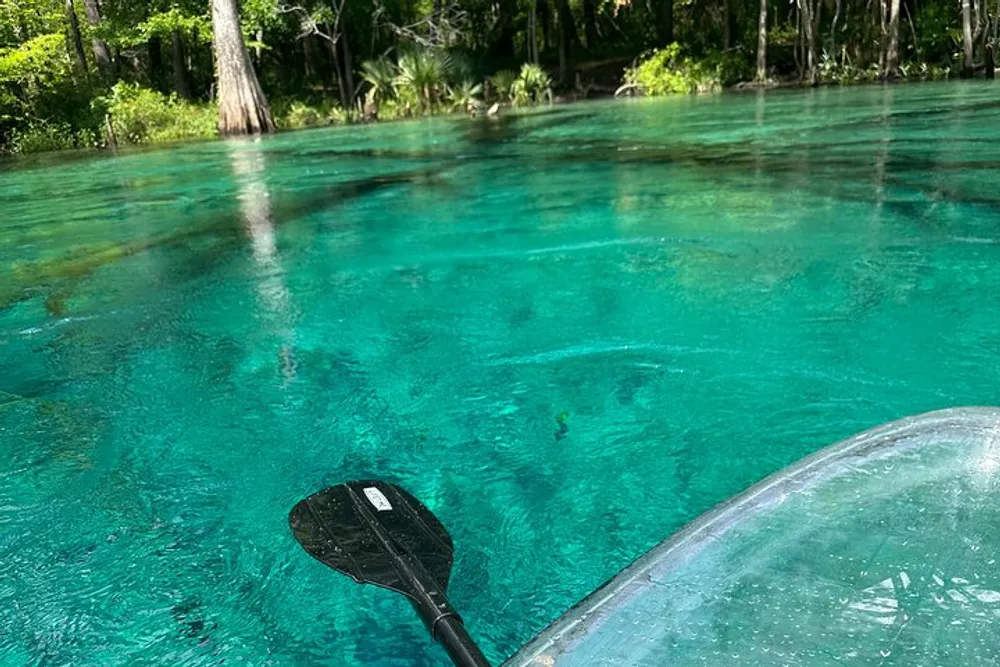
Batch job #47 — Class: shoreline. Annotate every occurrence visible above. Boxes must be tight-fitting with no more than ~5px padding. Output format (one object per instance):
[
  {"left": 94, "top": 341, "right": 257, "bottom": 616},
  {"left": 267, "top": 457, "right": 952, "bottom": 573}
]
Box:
[{"left": 1, "top": 76, "right": 983, "bottom": 161}]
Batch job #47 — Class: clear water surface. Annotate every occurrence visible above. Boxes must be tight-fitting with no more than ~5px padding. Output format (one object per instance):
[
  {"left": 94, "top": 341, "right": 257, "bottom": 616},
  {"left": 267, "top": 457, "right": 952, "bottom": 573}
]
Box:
[{"left": 2, "top": 82, "right": 1000, "bottom": 666}]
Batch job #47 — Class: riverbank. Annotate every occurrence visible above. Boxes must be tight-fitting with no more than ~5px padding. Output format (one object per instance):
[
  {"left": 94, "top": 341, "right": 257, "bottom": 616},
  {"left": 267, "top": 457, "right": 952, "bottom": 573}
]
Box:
[{"left": 1, "top": 54, "right": 967, "bottom": 158}]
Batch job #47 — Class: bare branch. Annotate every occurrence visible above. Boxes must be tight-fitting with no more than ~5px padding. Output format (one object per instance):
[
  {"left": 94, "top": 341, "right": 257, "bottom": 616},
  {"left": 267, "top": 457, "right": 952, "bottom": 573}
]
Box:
[
  {"left": 276, "top": 1, "right": 343, "bottom": 43},
  {"left": 370, "top": 0, "right": 471, "bottom": 48}
]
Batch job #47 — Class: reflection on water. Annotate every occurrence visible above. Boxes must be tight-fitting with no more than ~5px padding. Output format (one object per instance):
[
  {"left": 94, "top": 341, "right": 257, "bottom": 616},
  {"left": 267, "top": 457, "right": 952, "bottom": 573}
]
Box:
[
  {"left": 230, "top": 139, "right": 297, "bottom": 385},
  {"left": 1, "top": 82, "right": 1000, "bottom": 665}
]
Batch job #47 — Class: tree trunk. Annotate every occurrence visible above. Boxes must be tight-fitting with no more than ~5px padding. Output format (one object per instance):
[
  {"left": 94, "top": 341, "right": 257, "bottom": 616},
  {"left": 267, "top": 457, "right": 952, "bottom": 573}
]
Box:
[
  {"left": 812, "top": 0, "right": 821, "bottom": 51},
  {"left": 582, "top": 0, "right": 598, "bottom": 50},
  {"left": 799, "top": 0, "right": 817, "bottom": 84},
  {"left": 885, "top": 0, "right": 901, "bottom": 77},
  {"left": 148, "top": 36, "right": 164, "bottom": 91},
  {"left": 83, "top": 0, "right": 113, "bottom": 82},
  {"left": 878, "top": 0, "right": 889, "bottom": 72},
  {"left": 303, "top": 35, "right": 317, "bottom": 83},
  {"left": 66, "top": 0, "right": 89, "bottom": 73},
  {"left": 654, "top": 0, "right": 674, "bottom": 46},
  {"left": 558, "top": 19, "right": 567, "bottom": 84},
  {"left": 830, "top": 0, "right": 841, "bottom": 55},
  {"left": 557, "top": 0, "right": 578, "bottom": 83},
  {"left": 995, "top": 0, "right": 1000, "bottom": 44},
  {"left": 723, "top": 0, "right": 732, "bottom": 49},
  {"left": 338, "top": 29, "right": 355, "bottom": 109},
  {"left": 756, "top": 0, "right": 767, "bottom": 80},
  {"left": 982, "top": 0, "right": 993, "bottom": 64},
  {"left": 904, "top": 1, "right": 920, "bottom": 59},
  {"left": 104, "top": 113, "right": 117, "bottom": 149},
  {"left": 254, "top": 29, "right": 264, "bottom": 64},
  {"left": 324, "top": 23, "right": 341, "bottom": 88},
  {"left": 432, "top": 0, "right": 441, "bottom": 42},
  {"left": 172, "top": 30, "right": 192, "bottom": 99},
  {"left": 793, "top": 4, "right": 802, "bottom": 77},
  {"left": 324, "top": 24, "right": 349, "bottom": 106},
  {"left": 495, "top": 0, "right": 517, "bottom": 58},
  {"left": 539, "top": 0, "right": 552, "bottom": 50},
  {"left": 529, "top": 0, "right": 539, "bottom": 62},
  {"left": 211, "top": 0, "right": 275, "bottom": 135},
  {"left": 962, "top": 0, "right": 975, "bottom": 77},
  {"left": 990, "top": 0, "right": 1000, "bottom": 78}
]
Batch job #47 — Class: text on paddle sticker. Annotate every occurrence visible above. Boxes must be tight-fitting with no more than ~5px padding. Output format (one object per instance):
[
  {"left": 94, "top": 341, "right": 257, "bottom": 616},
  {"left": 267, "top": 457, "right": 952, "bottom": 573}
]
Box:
[{"left": 364, "top": 487, "right": 393, "bottom": 511}]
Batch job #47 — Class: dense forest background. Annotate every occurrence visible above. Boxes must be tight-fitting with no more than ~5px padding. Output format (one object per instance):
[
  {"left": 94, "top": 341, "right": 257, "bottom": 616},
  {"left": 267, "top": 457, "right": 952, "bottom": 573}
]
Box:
[{"left": 1, "top": 0, "right": 997, "bottom": 153}]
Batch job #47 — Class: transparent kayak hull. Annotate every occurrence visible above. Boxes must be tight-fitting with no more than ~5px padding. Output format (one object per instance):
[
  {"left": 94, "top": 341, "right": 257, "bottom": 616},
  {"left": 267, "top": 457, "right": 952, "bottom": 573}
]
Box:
[{"left": 504, "top": 407, "right": 1000, "bottom": 667}]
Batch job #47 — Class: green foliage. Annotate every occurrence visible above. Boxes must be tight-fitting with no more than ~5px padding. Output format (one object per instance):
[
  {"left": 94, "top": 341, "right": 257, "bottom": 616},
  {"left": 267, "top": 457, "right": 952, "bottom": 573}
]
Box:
[
  {"left": 360, "top": 57, "right": 399, "bottom": 104},
  {"left": 276, "top": 100, "right": 325, "bottom": 129},
  {"left": 394, "top": 48, "right": 453, "bottom": 110},
  {"left": 377, "top": 97, "right": 412, "bottom": 121},
  {"left": 272, "top": 99, "right": 351, "bottom": 129},
  {"left": 768, "top": 25, "right": 799, "bottom": 48},
  {"left": 898, "top": 63, "right": 951, "bottom": 80},
  {"left": 818, "top": 54, "right": 952, "bottom": 83},
  {"left": 510, "top": 63, "right": 552, "bottom": 106},
  {"left": 0, "top": 33, "right": 68, "bottom": 84},
  {"left": 328, "top": 105, "right": 351, "bottom": 125},
  {"left": 0, "top": 32, "right": 96, "bottom": 153},
  {"left": 624, "top": 44, "right": 708, "bottom": 95},
  {"left": 102, "top": 83, "right": 215, "bottom": 144},
  {"left": 701, "top": 50, "right": 753, "bottom": 87},
  {"left": 624, "top": 44, "right": 748, "bottom": 96},
  {"left": 446, "top": 79, "right": 483, "bottom": 111},
  {"left": 819, "top": 59, "right": 880, "bottom": 84},
  {"left": 120, "top": 9, "right": 212, "bottom": 48},
  {"left": 488, "top": 69, "right": 517, "bottom": 101},
  {"left": 913, "top": 1, "right": 963, "bottom": 62},
  {"left": 447, "top": 51, "right": 475, "bottom": 83},
  {"left": 240, "top": 0, "right": 283, "bottom": 34},
  {"left": 0, "top": 0, "right": 62, "bottom": 46},
  {"left": 8, "top": 122, "right": 98, "bottom": 154}
]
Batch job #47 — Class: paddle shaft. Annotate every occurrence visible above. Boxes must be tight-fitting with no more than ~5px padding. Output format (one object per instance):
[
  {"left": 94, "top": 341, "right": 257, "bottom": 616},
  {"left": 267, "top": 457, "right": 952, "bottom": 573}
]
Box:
[
  {"left": 397, "top": 552, "right": 490, "bottom": 667},
  {"left": 432, "top": 615, "right": 491, "bottom": 667},
  {"left": 348, "top": 488, "right": 491, "bottom": 667}
]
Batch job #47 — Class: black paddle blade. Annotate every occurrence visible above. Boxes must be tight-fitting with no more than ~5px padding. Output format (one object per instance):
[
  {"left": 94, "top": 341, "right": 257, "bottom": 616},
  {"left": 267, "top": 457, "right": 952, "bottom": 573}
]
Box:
[{"left": 289, "top": 480, "right": 454, "bottom": 596}]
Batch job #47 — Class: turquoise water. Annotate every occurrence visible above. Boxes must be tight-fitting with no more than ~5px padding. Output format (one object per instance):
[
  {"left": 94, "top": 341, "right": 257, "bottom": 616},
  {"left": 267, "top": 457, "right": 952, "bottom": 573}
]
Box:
[{"left": 2, "top": 82, "right": 1000, "bottom": 666}]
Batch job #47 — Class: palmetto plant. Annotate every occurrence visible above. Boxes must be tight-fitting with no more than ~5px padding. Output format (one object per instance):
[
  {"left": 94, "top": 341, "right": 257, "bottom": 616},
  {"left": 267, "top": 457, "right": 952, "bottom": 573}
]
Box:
[
  {"left": 488, "top": 69, "right": 517, "bottom": 102},
  {"left": 510, "top": 63, "right": 553, "bottom": 107},
  {"left": 394, "top": 49, "right": 454, "bottom": 111},
  {"left": 446, "top": 79, "right": 483, "bottom": 112},
  {"left": 360, "top": 57, "right": 399, "bottom": 105}
]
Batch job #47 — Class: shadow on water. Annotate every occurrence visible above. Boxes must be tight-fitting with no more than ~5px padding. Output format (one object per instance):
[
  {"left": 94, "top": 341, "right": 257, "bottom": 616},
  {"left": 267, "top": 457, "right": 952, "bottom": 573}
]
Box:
[
  {"left": 516, "top": 132, "right": 1000, "bottom": 216},
  {"left": 264, "top": 108, "right": 599, "bottom": 161},
  {"left": 7, "top": 93, "right": 1000, "bottom": 319},
  {"left": 0, "top": 161, "right": 452, "bottom": 313},
  {"left": 0, "top": 109, "right": 601, "bottom": 316},
  {"left": 460, "top": 108, "right": 599, "bottom": 147}
]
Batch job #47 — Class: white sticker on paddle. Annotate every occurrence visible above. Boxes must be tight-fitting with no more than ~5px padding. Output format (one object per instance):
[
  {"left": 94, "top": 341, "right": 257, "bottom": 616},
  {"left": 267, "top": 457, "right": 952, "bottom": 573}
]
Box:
[{"left": 364, "top": 487, "right": 393, "bottom": 512}]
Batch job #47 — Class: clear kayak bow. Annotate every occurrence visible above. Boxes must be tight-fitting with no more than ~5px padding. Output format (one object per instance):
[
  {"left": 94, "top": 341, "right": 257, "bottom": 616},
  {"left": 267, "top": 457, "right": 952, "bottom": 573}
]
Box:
[{"left": 505, "top": 407, "right": 1000, "bottom": 667}]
